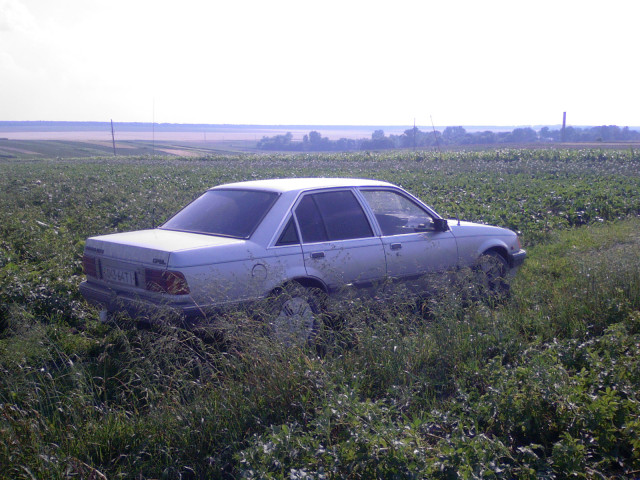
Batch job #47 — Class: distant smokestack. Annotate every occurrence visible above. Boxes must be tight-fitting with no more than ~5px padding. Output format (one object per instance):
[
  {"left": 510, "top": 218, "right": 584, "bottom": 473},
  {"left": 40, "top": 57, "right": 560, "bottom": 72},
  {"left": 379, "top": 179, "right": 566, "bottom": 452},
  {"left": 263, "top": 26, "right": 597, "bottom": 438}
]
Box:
[{"left": 561, "top": 112, "right": 567, "bottom": 142}]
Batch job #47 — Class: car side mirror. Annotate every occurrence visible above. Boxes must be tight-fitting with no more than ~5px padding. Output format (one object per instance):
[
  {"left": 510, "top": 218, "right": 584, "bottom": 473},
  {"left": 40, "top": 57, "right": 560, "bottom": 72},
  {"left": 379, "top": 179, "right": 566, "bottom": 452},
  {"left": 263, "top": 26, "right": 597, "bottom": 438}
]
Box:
[{"left": 433, "top": 218, "right": 449, "bottom": 232}]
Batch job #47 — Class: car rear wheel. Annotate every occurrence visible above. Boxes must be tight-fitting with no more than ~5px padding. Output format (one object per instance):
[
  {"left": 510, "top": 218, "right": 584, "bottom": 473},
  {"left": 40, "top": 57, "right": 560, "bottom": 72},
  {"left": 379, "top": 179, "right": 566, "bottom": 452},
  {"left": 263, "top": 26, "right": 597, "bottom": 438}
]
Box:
[
  {"left": 475, "top": 251, "right": 510, "bottom": 301},
  {"left": 268, "top": 282, "right": 326, "bottom": 347}
]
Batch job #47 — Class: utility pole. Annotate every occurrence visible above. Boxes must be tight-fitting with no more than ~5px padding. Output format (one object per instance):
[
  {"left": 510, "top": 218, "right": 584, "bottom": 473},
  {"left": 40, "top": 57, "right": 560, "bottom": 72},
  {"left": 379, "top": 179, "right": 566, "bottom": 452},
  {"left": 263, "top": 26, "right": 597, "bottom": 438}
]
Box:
[
  {"left": 152, "top": 98, "right": 155, "bottom": 156},
  {"left": 110, "top": 119, "right": 116, "bottom": 156},
  {"left": 413, "top": 118, "right": 416, "bottom": 150}
]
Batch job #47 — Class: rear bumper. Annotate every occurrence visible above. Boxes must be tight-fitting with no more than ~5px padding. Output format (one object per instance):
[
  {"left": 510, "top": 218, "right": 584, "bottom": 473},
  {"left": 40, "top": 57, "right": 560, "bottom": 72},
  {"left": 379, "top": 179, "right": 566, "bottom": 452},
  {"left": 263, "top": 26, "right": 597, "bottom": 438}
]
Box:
[{"left": 79, "top": 280, "right": 207, "bottom": 320}]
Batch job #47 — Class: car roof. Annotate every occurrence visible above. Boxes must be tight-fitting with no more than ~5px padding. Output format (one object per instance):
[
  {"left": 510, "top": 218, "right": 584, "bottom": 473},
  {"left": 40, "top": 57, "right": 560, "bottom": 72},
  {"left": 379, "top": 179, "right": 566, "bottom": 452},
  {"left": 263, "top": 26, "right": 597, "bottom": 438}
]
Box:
[{"left": 210, "top": 177, "right": 395, "bottom": 193}]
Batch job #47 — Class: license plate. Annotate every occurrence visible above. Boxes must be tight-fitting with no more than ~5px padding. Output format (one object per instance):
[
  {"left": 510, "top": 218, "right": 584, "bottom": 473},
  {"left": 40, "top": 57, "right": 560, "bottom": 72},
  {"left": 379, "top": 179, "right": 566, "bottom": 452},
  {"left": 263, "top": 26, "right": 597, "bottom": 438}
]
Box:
[{"left": 102, "top": 265, "right": 137, "bottom": 286}]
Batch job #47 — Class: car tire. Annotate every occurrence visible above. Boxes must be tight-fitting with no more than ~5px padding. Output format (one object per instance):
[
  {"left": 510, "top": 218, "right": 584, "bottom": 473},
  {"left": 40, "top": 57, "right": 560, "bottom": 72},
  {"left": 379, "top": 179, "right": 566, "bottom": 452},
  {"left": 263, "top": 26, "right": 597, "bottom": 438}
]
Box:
[
  {"left": 475, "top": 251, "right": 510, "bottom": 302},
  {"left": 268, "top": 282, "right": 326, "bottom": 347}
]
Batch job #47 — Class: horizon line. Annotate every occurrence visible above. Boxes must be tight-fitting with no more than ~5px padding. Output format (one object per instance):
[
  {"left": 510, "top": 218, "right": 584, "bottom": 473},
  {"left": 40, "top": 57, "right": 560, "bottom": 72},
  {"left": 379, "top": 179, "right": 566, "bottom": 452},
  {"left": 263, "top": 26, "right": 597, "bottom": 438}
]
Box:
[{"left": 3, "top": 120, "right": 638, "bottom": 129}]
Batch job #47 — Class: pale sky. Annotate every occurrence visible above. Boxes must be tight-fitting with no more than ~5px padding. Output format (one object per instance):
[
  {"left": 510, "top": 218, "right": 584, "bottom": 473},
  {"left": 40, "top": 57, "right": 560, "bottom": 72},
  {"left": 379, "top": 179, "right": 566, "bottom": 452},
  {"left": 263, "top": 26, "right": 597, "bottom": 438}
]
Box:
[{"left": 1, "top": 0, "right": 639, "bottom": 127}]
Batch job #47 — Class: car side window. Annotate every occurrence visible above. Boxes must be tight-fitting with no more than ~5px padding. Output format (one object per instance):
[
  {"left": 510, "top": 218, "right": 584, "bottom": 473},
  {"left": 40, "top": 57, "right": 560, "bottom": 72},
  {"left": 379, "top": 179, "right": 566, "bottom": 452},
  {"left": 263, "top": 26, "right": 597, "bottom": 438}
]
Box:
[
  {"left": 295, "top": 190, "right": 373, "bottom": 243},
  {"left": 276, "top": 217, "right": 300, "bottom": 246},
  {"left": 295, "top": 195, "right": 328, "bottom": 243},
  {"left": 360, "top": 189, "right": 435, "bottom": 235}
]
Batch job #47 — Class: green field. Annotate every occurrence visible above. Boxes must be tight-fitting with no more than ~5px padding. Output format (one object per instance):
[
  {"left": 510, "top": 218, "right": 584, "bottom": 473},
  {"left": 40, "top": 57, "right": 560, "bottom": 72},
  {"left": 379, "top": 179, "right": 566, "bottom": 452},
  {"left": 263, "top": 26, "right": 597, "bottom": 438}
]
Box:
[{"left": 1, "top": 149, "right": 640, "bottom": 478}]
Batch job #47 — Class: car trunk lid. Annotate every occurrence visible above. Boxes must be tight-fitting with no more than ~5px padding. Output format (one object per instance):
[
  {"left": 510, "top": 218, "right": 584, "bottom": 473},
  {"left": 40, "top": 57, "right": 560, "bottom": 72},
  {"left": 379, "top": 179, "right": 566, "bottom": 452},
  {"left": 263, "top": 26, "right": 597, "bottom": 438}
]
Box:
[{"left": 85, "top": 228, "right": 242, "bottom": 266}]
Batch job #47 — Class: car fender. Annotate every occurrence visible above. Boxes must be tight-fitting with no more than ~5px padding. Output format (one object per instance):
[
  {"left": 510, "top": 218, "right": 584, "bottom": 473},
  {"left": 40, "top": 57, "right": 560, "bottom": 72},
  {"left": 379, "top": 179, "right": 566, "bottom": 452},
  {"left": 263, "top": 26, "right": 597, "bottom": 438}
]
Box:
[
  {"left": 299, "top": 262, "right": 332, "bottom": 288},
  {"left": 267, "top": 265, "right": 318, "bottom": 293},
  {"left": 283, "top": 275, "right": 329, "bottom": 294},
  {"left": 454, "top": 237, "right": 511, "bottom": 269}
]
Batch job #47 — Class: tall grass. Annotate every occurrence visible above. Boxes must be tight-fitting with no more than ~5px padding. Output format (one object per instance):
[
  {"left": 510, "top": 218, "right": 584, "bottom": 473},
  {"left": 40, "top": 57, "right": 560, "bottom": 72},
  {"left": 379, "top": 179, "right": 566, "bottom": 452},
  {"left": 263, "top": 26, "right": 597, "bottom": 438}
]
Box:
[
  {"left": 1, "top": 150, "right": 640, "bottom": 478},
  {"left": 1, "top": 218, "right": 639, "bottom": 478}
]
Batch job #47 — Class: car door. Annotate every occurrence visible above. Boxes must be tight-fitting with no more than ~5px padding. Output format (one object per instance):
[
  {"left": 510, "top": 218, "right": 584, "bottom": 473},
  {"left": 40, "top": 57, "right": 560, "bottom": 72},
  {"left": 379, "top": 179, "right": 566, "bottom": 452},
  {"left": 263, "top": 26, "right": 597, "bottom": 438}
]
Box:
[
  {"left": 359, "top": 188, "right": 458, "bottom": 281},
  {"left": 293, "top": 189, "right": 386, "bottom": 291}
]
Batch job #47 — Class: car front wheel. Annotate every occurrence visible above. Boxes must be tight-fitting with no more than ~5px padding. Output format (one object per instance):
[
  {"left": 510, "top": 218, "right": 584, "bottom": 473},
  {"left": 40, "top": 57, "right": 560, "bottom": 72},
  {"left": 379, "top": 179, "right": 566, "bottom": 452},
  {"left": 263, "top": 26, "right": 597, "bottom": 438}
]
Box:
[{"left": 475, "top": 251, "right": 510, "bottom": 301}]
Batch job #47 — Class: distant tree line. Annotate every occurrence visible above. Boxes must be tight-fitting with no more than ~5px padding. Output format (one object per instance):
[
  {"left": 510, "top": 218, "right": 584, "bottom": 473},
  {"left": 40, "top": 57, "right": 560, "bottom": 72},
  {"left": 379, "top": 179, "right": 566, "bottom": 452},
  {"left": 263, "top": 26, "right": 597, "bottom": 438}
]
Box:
[
  {"left": 257, "top": 125, "right": 640, "bottom": 151},
  {"left": 257, "top": 131, "right": 358, "bottom": 151}
]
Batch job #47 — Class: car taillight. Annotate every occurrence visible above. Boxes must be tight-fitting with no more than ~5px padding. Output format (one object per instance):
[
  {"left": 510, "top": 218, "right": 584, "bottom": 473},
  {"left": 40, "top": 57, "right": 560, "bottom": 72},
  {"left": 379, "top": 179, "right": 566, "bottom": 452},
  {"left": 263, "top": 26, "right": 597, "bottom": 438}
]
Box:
[
  {"left": 145, "top": 269, "right": 190, "bottom": 295},
  {"left": 82, "top": 254, "right": 98, "bottom": 277}
]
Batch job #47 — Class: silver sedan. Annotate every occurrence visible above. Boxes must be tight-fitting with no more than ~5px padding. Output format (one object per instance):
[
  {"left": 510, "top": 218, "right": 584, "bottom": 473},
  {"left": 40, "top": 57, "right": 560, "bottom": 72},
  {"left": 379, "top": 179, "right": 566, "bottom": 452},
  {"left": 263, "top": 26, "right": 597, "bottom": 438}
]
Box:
[{"left": 80, "top": 178, "right": 526, "bottom": 339}]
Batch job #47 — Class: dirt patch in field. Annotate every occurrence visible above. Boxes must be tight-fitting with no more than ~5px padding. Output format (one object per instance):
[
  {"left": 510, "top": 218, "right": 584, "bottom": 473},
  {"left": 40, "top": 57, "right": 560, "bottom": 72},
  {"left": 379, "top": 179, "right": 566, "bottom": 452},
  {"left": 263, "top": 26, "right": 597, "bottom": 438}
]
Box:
[
  {"left": 154, "top": 147, "right": 203, "bottom": 157},
  {"left": 0, "top": 146, "right": 41, "bottom": 155},
  {"left": 89, "top": 141, "right": 138, "bottom": 150}
]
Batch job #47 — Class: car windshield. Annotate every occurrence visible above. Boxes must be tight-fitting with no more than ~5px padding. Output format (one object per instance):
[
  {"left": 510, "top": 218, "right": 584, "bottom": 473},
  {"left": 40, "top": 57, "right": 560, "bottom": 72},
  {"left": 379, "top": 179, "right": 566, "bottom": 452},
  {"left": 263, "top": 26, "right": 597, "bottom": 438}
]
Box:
[{"left": 160, "top": 189, "right": 278, "bottom": 238}]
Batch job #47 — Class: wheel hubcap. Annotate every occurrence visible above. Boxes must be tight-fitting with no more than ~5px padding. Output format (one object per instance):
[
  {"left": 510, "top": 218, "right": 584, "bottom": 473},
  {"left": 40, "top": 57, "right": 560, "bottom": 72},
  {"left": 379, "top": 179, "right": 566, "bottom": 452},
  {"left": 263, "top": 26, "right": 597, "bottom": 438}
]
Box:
[{"left": 273, "top": 297, "right": 316, "bottom": 346}]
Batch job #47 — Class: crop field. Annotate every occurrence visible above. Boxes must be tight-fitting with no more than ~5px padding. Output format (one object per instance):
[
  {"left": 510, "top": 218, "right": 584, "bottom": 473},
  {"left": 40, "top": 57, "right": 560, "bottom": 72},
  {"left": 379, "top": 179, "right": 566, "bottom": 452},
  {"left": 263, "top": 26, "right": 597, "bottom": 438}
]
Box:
[
  {"left": 1, "top": 149, "right": 640, "bottom": 478},
  {"left": 0, "top": 138, "right": 256, "bottom": 159},
  {"left": 0, "top": 124, "right": 402, "bottom": 158}
]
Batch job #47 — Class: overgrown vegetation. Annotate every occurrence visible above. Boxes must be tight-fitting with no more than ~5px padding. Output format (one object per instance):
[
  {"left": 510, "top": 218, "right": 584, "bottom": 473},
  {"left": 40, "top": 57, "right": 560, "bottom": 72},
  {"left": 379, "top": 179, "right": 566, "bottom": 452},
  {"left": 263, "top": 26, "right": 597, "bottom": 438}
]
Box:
[{"left": 1, "top": 149, "right": 640, "bottom": 478}]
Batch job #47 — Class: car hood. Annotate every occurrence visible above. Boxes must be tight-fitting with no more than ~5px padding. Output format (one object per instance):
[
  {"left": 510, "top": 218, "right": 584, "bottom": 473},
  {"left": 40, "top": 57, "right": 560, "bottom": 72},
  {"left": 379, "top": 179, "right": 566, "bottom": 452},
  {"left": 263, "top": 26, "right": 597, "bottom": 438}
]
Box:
[
  {"left": 85, "top": 229, "right": 246, "bottom": 266},
  {"left": 448, "top": 220, "right": 514, "bottom": 237}
]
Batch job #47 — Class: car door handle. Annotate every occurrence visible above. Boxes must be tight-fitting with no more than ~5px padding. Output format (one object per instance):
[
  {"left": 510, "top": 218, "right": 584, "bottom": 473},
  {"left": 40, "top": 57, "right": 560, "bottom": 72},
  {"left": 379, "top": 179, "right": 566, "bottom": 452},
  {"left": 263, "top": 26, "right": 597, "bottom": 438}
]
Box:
[
  {"left": 311, "top": 251, "right": 325, "bottom": 259},
  {"left": 390, "top": 243, "right": 402, "bottom": 250}
]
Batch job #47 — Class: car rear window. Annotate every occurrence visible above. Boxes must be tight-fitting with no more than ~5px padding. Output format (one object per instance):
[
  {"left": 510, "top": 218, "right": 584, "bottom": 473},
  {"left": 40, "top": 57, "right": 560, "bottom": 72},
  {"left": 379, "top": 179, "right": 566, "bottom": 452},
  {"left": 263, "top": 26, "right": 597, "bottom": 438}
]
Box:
[{"left": 160, "top": 189, "right": 278, "bottom": 238}]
